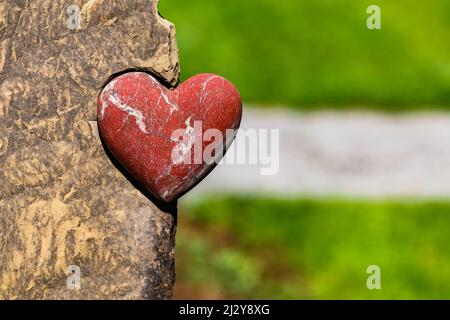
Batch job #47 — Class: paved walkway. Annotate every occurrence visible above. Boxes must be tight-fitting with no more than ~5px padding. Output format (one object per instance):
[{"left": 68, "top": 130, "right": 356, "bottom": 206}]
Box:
[{"left": 184, "top": 108, "right": 450, "bottom": 200}]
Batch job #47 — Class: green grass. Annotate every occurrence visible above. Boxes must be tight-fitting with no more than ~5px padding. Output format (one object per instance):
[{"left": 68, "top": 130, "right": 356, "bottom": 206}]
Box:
[
  {"left": 176, "top": 197, "right": 450, "bottom": 299},
  {"left": 159, "top": 0, "right": 450, "bottom": 109}
]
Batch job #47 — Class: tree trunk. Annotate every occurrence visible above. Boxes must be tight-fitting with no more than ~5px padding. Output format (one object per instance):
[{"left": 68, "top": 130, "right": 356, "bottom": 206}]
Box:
[{"left": 0, "top": 0, "right": 179, "bottom": 299}]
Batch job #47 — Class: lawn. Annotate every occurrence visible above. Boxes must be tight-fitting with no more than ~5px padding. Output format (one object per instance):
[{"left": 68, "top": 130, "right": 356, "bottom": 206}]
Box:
[
  {"left": 159, "top": 0, "right": 450, "bottom": 109},
  {"left": 161, "top": 0, "right": 450, "bottom": 300},
  {"left": 174, "top": 197, "right": 450, "bottom": 299}
]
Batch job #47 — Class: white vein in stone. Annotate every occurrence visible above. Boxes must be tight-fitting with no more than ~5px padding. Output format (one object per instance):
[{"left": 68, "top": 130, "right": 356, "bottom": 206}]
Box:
[
  {"left": 106, "top": 92, "right": 148, "bottom": 134},
  {"left": 99, "top": 78, "right": 119, "bottom": 119},
  {"left": 200, "top": 75, "right": 219, "bottom": 104},
  {"left": 147, "top": 75, "right": 179, "bottom": 114}
]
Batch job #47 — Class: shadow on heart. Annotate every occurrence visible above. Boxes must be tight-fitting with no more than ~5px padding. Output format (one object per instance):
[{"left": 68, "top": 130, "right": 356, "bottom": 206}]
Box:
[{"left": 98, "top": 130, "right": 178, "bottom": 224}]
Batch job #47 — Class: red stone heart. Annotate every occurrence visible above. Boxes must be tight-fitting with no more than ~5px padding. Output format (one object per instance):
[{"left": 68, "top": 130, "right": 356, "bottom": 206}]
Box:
[{"left": 97, "top": 72, "right": 242, "bottom": 202}]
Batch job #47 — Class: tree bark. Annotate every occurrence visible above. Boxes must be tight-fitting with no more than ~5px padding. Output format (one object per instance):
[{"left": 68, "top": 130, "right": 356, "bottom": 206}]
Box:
[{"left": 0, "top": 0, "right": 179, "bottom": 299}]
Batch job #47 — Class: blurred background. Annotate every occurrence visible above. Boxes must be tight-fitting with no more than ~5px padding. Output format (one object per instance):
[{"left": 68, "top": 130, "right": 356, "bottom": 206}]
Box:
[{"left": 159, "top": 0, "right": 450, "bottom": 299}]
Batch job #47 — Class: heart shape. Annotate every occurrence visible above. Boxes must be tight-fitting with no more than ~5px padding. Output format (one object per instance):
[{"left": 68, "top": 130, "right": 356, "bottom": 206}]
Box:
[{"left": 97, "top": 72, "right": 242, "bottom": 202}]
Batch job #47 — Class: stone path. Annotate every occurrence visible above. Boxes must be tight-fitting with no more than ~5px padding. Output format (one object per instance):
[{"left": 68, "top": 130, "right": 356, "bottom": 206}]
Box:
[{"left": 184, "top": 108, "right": 450, "bottom": 200}]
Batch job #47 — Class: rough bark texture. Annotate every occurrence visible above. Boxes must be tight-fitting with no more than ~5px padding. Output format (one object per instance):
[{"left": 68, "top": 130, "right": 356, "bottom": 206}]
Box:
[{"left": 0, "top": 0, "right": 179, "bottom": 299}]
